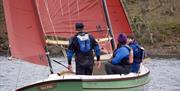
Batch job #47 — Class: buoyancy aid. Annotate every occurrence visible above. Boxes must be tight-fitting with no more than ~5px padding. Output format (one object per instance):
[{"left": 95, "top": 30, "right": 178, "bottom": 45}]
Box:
[
  {"left": 130, "top": 43, "right": 144, "bottom": 63},
  {"left": 76, "top": 33, "right": 91, "bottom": 53},
  {"left": 112, "top": 45, "right": 132, "bottom": 66},
  {"left": 119, "top": 45, "right": 132, "bottom": 66}
]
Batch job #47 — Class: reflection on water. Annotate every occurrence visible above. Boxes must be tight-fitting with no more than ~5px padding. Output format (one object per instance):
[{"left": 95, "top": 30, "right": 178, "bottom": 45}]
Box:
[{"left": 0, "top": 56, "right": 180, "bottom": 91}]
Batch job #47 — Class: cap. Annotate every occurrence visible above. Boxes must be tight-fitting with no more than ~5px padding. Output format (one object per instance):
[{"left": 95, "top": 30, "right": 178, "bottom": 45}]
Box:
[{"left": 75, "top": 22, "right": 84, "bottom": 31}]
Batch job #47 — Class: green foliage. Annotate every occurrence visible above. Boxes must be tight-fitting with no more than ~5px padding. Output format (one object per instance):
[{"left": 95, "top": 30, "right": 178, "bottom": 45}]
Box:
[
  {"left": 126, "top": 0, "right": 139, "bottom": 4},
  {"left": 154, "top": 33, "right": 166, "bottom": 42},
  {"left": 165, "top": 23, "right": 180, "bottom": 34},
  {"left": 0, "top": 33, "right": 8, "bottom": 50},
  {"left": 0, "top": 0, "right": 4, "bottom": 23},
  {"left": 0, "top": 1, "right": 8, "bottom": 50}
]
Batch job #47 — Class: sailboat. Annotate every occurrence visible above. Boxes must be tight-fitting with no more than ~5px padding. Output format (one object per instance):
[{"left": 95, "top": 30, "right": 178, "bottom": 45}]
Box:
[{"left": 3, "top": 0, "right": 150, "bottom": 91}]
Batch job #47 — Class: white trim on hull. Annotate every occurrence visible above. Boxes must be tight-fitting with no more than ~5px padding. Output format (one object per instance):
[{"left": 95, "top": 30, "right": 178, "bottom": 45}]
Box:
[{"left": 26, "top": 64, "right": 149, "bottom": 84}]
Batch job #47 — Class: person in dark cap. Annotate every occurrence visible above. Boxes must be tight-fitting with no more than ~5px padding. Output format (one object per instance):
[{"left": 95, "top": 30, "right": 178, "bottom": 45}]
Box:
[
  {"left": 75, "top": 22, "right": 84, "bottom": 31},
  {"left": 105, "top": 33, "right": 133, "bottom": 75},
  {"left": 66, "top": 22, "right": 101, "bottom": 75}
]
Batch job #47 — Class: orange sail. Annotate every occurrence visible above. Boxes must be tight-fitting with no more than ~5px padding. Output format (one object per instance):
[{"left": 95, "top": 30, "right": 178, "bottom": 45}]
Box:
[{"left": 3, "top": 0, "right": 48, "bottom": 65}]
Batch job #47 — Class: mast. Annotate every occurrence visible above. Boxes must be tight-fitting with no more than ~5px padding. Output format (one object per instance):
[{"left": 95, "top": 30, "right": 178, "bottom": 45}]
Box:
[
  {"left": 44, "top": 47, "right": 54, "bottom": 74},
  {"left": 102, "top": 0, "right": 116, "bottom": 50},
  {"left": 33, "top": 0, "right": 54, "bottom": 74}
]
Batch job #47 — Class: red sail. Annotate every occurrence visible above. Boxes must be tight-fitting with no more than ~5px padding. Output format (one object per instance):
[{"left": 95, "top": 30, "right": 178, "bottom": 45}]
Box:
[
  {"left": 35, "top": 0, "right": 132, "bottom": 50},
  {"left": 3, "top": 0, "right": 48, "bottom": 65},
  {"left": 35, "top": 0, "right": 113, "bottom": 53},
  {"left": 35, "top": 0, "right": 108, "bottom": 38},
  {"left": 3, "top": 0, "right": 132, "bottom": 65},
  {"left": 106, "top": 0, "right": 132, "bottom": 45}
]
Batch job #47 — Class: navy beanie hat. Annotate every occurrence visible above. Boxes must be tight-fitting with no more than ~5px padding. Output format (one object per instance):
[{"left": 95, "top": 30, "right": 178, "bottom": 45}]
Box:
[
  {"left": 118, "top": 33, "right": 127, "bottom": 45},
  {"left": 75, "top": 22, "right": 84, "bottom": 31}
]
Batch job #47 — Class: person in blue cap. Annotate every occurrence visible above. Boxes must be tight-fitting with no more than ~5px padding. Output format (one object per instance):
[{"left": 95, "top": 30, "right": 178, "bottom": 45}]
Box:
[
  {"left": 105, "top": 33, "right": 133, "bottom": 75},
  {"left": 66, "top": 22, "right": 101, "bottom": 75}
]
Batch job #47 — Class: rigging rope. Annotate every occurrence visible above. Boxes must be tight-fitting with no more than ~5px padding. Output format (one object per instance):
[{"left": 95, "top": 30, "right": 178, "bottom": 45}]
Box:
[
  {"left": 44, "top": 0, "right": 58, "bottom": 44},
  {"left": 67, "top": 0, "right": 73, "bottom": 36},
  {"left": 35, "top": 0, "right": 47, "bottom": 37},
  {"left": 59, "top": 0, "right": 64, "bottom": 16},
  {"left": 76, "top": 0, "right": 80, "bottom": 19}
]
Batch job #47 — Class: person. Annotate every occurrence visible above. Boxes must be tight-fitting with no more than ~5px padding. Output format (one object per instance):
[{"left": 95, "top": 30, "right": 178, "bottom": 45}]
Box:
[
  {"left": 127, "top": 35, "right": 145, "bottom": 73},
  {"left": 66, "top": 22, "right": 101, "bottom": 75},
  {"left": 105, "top": 33, "right": 133, "bottom": 75}
]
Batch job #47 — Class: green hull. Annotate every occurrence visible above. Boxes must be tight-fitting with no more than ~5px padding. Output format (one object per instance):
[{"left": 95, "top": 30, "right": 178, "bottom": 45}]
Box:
[
  {"left": 16, "top": 71, "right": 150, "bottom": 91},
  {"left": 82, "top": 74, "right": 149, "bottom": 91}
]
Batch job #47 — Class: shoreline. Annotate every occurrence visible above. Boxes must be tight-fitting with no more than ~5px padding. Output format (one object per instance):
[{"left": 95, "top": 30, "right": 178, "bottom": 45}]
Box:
[
  {"left": 147, "top": 54, "right": 180, "bottom": 60},
  {"left": 1, "top": 50, "right": 180, "bottom": 60}
]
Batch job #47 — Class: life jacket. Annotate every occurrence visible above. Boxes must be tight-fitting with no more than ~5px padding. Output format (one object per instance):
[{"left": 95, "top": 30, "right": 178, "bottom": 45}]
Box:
[
  {"left": 75, "top": 32, "right": 94, "bottom": 67},
  {"left": 76, "top": 33, "right": 92, "bottom": 53},
  {"left": 113, "top": 45, "right": 131, "bottom": 66},
  {"left": 122, "top": 45, "right": 132, "bottom": 65},
  {"left": 131, "top": 43, "right": 145, "bottom": 63}
]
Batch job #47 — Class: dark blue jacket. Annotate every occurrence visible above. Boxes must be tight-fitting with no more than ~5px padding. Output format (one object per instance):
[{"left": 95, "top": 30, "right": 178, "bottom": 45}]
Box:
[
  {"left": 129, "top": 41, "right": 144, "bottom": 73},
  {"left": 67, "top": 32, "right": 100, "bottom": 65}
]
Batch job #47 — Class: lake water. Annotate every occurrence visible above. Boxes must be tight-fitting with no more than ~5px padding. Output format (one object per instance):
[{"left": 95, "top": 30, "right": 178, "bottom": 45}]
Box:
[
  {"left": 0, "top": 56, "right": 180, "bottom": 91},
  {"left": 144, "top": 58, "right": 180, "bottom": 91}
]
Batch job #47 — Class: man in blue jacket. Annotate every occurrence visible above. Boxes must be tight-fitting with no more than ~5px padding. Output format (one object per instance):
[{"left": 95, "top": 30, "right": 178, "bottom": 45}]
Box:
[
  {"left": 105, "top": 33, "right": 133, "bottom": 75},
  {"left": 67, "top": 22, "right": 101, "bottom": 75}
]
